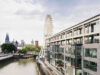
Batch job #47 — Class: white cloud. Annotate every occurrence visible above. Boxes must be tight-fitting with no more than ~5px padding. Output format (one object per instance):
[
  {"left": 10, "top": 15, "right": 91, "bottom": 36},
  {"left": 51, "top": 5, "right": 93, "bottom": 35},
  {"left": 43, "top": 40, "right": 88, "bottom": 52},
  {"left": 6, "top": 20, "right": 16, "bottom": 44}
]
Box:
[
  {"left": 0, "top": 0, "right": 100, "bottom": 45},
  {"left": 0, "top": 0, "right": 46, "bottom": 45}
]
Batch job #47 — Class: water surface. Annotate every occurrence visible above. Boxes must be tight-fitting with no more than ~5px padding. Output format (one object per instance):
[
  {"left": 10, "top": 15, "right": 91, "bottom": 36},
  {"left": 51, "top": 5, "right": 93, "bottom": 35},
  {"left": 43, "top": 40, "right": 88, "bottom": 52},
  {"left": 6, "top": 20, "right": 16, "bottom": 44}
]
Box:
[{"left": 0, "top": 59, "right": 37, "bottom": 75}]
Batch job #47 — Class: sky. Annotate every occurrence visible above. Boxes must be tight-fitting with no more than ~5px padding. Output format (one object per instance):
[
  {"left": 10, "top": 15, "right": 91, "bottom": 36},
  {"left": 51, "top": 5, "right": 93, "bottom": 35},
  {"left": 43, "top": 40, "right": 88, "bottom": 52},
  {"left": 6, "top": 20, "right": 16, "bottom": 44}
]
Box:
[{"left": 0, "top": 0, "right": 100, "bottom": 45}]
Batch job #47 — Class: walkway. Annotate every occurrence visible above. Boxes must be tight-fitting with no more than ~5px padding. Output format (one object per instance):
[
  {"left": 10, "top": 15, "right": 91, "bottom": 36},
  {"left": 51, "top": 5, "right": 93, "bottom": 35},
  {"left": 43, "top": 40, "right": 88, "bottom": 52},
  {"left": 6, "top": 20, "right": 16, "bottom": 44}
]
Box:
[
  {"left": 0, "top": 54, "right": 13, "bottom": 61},
  {"left": 37, "top": 60, "right": 63, "bottom": 75}
]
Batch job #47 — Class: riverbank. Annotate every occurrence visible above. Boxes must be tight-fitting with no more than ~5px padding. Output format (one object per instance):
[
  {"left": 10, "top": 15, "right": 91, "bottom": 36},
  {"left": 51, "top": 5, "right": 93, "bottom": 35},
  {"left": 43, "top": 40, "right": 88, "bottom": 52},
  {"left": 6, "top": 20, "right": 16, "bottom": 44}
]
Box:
[{"left": 0, "top": 53, "right": 38, "bottom": 62}]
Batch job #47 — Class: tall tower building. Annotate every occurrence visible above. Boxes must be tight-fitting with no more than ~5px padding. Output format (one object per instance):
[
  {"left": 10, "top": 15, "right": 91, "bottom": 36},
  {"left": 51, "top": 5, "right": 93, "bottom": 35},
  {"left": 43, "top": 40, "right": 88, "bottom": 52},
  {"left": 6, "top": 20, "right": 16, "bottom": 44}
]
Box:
[
  {"left": 21, "top": 40, "right": 25, "bottom": 47},
  {"left": 44, "top": 14, "right": 53, "bottom": 38},
  {"left": 44, "top": 14, "right": 53, "bottom": 47},
  {"left": 5, "top": 33, "right": 10, "bottom": 43},
  {"left": 35, "top": 41, "right": 38, "bottom": 48}
]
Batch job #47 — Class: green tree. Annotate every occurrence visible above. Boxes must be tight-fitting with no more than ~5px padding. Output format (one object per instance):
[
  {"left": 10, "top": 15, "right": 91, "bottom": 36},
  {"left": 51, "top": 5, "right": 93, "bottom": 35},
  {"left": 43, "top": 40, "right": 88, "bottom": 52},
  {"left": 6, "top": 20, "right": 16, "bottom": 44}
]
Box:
[
  {"left": 35, "top": 48, "right": 40, "bottom": 52},
  {"left": 1, "top": 43, "right": 17, "bottom": 53},
  {"left": 18, "top": 49, "right": 27, "bottom": 54},
  {"left": 18, "top": 45, "right": 42, "bottom": 54},
  {"left": 18, "top": 45, "right": 35, "bottom": 54},
  {"left": 38, "top": 46, "right": 42, "bottom": 50},
  {"left": 24, "top": 45, "right": 35, "bottom": 51}
]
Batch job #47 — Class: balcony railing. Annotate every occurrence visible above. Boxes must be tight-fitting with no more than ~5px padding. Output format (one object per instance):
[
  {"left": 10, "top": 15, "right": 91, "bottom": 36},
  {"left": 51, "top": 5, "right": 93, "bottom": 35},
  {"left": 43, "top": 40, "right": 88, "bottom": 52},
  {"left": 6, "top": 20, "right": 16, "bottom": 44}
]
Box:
[{"left": 85, "top": 39, "right": 100, "bottom": 44}]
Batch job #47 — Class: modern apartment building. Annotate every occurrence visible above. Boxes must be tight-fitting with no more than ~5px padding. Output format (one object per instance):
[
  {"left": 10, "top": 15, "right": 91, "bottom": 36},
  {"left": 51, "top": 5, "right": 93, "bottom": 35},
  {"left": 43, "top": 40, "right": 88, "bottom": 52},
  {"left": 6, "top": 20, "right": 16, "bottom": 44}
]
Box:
[{"left": 45, "top": 14, "right": 100, "bottom": 75}]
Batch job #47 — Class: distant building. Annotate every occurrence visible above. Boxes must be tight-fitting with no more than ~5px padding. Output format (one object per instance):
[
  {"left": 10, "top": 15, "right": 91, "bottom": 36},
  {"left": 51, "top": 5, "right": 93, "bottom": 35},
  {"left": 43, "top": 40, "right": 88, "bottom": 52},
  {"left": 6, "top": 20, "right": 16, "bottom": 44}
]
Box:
[
  {"left": 44, "top": 14, "right": 53, "bottom": 38},
  {"left": 35, "top": 41, "right": 38, "bottom": 48},
  {"left": 31, "top": 40, "right": 34, "bottom": 45},
  {"left": 21, "top": 40, "right": 25, "bottom": 48},
  {"left": 15, "top": 41, "right": 18, "bottom": 48},
  {"left": 5, "top": 33, "right": 10, "bottom": 43},
  {"left": 12, "top": 39, "right": 18, "bottom": 46}
]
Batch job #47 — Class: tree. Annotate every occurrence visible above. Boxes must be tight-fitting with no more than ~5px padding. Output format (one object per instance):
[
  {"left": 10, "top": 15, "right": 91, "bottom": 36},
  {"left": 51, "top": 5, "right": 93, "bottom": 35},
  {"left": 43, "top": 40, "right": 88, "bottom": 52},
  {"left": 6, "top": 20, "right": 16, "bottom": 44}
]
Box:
[
  {"left": 18, "top": 45, "right": 42, "bottom": 54},
  {"left": 18, "top": 49, "right": 27, "bottom": 54},
  {"left": 38, "top": 46, "right": 42, "bottom": 50},
  {"left": 35, "top": 48, "right": 40, "bottom": 52},
  {"left": 18, "top": 45, "right": 35, "bottom": 54},
  {"left": 1, "top": 43, "right": 17, "bottom": 53},
  {"left": 23, "top": 45, "right": 35, "bottom": 51}
]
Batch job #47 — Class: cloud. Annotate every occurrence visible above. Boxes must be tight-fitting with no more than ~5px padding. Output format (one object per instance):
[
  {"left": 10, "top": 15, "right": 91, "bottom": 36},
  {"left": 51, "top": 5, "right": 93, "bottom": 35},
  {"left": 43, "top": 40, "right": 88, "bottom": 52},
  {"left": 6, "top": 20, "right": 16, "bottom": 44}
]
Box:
[
  {"left": 0, "top": 0, "right": 100, "bottom": 45},
  {"left": 51, "top": 0, "right": 100, "bottom": 34},
  {"left": 0, "top": 0, "right": 46, "bottom": 45}
]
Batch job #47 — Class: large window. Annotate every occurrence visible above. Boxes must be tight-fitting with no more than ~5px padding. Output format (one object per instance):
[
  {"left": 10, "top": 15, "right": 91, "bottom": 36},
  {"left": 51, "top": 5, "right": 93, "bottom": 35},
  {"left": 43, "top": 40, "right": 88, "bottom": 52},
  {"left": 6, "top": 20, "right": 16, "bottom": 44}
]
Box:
[
  {"left": 85, "top": 20, "right": 99, "bottom": 34},
  {"left": 66, "top": 40, "right": 72, "bottom": 45},
  {"left": 76, "top": 46, "right": 82, "bottom": 56},
  {"left": 84, "top": 60, "right": 97, "bottom": 72},
  {"left": 74, "top": 28, "right": 82, "bottom": 36},
  {"left": 65, "top": 56, "right": 71, "bottom": 62},
  {"left": 65, "top": 47, "right": 71, "bottom": 54},
  {"left": 66, "top": 32, "right": 72, "bottom": 38},
  {"left": 85, "top": 35, "right": 100, "bottom": 44},
  {"left": 84, "top": 48, "right": 97, "bottom": 58},
  {"left": 74, "top": 38, "right": 82, "bottom": 44},
  {"left": 84, "top": 72, "right": 92, "bottom": 75},
  {"left": 85, "top": 24, "right": 90, "bottom": 33}
]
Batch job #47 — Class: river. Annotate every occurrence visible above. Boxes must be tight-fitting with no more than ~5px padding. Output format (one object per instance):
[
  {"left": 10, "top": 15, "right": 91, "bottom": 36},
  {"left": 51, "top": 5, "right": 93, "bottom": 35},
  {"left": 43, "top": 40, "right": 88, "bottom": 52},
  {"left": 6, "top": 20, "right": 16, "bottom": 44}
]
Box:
[{"left": 0, "top": 58, "right": 38, "bottom": 75}]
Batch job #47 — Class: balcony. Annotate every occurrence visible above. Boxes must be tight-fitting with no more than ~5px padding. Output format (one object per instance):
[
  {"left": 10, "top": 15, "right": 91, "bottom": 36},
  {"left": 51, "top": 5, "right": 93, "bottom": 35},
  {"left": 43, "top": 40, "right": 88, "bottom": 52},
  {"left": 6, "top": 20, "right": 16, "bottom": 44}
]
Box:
[
  {"left": 85, "top": 39, "right": 100, "bottom": 44},
  {"left": 56, "top": 60, "right": 64, "bottom": 67}
]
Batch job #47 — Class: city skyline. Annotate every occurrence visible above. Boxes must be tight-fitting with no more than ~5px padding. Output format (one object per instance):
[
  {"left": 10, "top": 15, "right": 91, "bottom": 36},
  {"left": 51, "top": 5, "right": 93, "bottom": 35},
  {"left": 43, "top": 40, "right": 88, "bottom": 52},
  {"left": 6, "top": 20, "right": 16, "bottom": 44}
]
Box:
[{"left": 0, "top": 0, "right": 100, "bottom": 45}]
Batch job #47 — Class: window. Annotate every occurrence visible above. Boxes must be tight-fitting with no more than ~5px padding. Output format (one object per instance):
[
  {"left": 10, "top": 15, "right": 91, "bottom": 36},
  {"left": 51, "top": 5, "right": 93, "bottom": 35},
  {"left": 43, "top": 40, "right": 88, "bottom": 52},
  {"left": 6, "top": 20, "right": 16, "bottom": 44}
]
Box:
[
  {"left": 84, "top": 72, "right": 92, "bottom": 75},
  {"left": 84, "top": 60, "right": 97, "bottom": 72},
  {"left": 91, "top": 23, "right": 96, "bottom": 32},
  {"left": 74, "top": 38, "right": 82, "bottom": 44},
  {"left": 71, "top": 58, "right": 75, "bottom": 66},
  {"left": 66, "top": 40, "right": 72, "bottom": 45},
  {"left": 85, "top": 25, "right": 89, "bottom": 33},
  {"left": 74, "top": 28, "right": 82, "bottom": 36},
  {"left": 66, "top": 32, "right": 72, "bottom": 38},
  {"left": 84, "top": 48, "right": 97, "bottom": 58},
  {"left": 76, "top": 46, "right": 82, "bottom": 56},
  {"left": 85, "top": 20, "right": 99, "bottom": 34},
  {"left": 65, "top": 56, "right": 71, "bottom": 62}
]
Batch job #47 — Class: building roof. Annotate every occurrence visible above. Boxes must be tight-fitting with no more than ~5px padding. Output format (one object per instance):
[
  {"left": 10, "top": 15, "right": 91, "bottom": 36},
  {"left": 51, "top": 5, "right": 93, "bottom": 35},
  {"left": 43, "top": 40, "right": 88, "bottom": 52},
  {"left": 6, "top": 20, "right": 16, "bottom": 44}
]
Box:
[{"left": 49, "top": 14, "right": 100, "bottom": 39}]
